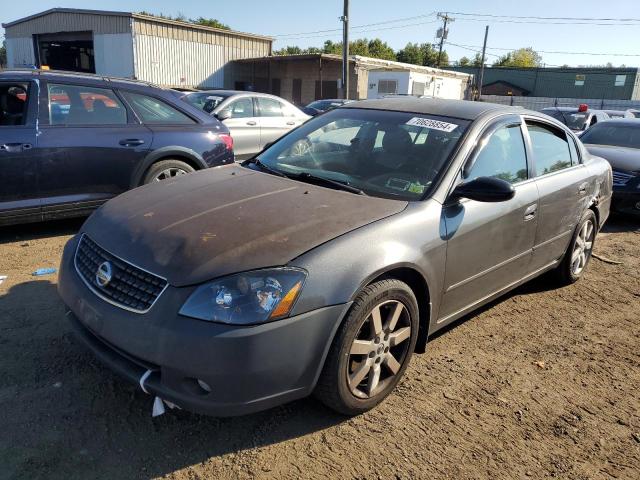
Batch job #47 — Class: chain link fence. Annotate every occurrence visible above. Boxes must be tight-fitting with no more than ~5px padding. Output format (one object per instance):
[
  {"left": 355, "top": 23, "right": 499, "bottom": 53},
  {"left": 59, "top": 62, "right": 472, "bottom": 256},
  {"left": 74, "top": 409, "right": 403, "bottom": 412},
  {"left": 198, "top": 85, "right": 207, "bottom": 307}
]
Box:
[{"left": 480, "top": 95, "right": 640, "bottom": 112}]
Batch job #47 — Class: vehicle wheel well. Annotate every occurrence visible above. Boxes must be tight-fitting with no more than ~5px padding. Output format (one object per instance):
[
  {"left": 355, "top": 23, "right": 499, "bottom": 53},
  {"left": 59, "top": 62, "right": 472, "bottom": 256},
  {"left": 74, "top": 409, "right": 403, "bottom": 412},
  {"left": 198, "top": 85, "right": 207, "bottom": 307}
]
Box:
[
  {"left": 140, "top": 155, "right": 202, "bottom": 186},
  {"left": 589, "top": 203, "right": 600, "bottom": 229},
  {"left": 369, "top": 268, "right": 431, "bottom": 353}
]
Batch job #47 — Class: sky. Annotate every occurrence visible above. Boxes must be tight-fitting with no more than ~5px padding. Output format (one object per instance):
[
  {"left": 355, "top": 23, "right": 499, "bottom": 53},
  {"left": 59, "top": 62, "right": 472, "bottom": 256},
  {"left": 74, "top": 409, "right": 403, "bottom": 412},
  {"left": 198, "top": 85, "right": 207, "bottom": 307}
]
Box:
[{"left": 2, "top": 0, "right": 640, "bottom": 67}]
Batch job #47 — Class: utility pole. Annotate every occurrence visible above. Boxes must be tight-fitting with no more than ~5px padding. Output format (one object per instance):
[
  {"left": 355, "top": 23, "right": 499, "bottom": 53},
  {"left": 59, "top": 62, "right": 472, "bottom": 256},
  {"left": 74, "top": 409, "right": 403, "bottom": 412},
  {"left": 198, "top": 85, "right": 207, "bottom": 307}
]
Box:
[
  {"left": 436, "top": 12, "right": 454, "bottom": 68},
  {"left": 341, "top": 0, "right": 350, "bottom": 99},
  {"left": 477, "top": 25, "right": 489, "bottom": 99}
]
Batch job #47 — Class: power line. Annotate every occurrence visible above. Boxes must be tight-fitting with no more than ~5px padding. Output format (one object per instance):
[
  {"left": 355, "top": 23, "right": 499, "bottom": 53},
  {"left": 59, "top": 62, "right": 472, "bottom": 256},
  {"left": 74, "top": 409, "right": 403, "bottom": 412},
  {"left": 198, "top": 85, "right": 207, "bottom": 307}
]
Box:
[
  {"left": 455, "top": 17, "right": 640, "bottom": 26},
  {"left": 446, "top": 12, "right": 640, "bottom": 22},
  {"left": 274, "top": 19, "right": 439, "bottom": 41},
  {"left": 453, "top": 43, "right": 640, "bottom": 57}
]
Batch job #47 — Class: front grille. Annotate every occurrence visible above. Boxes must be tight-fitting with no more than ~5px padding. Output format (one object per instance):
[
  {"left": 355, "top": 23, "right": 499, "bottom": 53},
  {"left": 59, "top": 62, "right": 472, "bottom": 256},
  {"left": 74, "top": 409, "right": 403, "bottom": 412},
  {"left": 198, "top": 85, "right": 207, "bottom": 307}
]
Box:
[
  {"left": 74, "top": 234, "right": 168, "bottom": 313},
  {"left": 612, "top": 170, "right": 634, "bottom": 186}
]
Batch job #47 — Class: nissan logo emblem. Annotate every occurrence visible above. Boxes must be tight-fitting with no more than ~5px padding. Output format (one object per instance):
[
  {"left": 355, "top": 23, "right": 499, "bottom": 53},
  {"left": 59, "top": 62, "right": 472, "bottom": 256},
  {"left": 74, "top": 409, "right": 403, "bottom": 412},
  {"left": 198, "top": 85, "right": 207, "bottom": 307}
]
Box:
[{"left": 95, "top": 261, "right": 113, "bottom": 288}]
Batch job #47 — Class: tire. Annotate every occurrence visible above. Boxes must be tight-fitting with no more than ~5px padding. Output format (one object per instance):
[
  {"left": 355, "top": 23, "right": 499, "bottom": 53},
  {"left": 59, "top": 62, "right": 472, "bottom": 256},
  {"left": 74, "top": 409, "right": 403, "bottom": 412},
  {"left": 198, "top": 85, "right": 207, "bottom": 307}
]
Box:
[
  {"left": 553, "top": 209, "right": 597, "bottom": 285},
  {"left": 142, "top": 159, "right": 195, "bottom": 184},
  {"left": 314, "top": 279, "right": 419, "bottom": 416}
]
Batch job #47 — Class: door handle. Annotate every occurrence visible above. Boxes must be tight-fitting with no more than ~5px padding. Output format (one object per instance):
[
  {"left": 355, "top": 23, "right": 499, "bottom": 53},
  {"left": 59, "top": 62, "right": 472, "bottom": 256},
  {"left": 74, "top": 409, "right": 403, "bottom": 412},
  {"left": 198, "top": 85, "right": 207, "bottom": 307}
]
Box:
[
  {"left": 0, "top": 143, "right": 32, "bottom": 152},
  {"left": 246, "top": 121, "right": 257, "bottom": 126},
  {"left": 119, "top": 139, "right": 145, "bottom": 147},
  {"left": 286, "top": 121, "right": 296, "bottom": 125},
  {"left": 524, "top": 203, "right": 538, "bottom": 221},
  {"left": 578, "top": 182, "right": 589, "bottom": 195}
]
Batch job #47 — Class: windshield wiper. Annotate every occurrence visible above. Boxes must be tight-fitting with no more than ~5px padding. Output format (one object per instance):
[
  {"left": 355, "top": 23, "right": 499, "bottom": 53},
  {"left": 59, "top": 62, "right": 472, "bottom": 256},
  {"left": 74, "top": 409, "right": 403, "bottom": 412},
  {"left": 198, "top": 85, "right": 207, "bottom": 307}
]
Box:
[
  {"left": 293, "top": 172, "right": 366, "bottom": 195},
  {"left": 245, "top": 158, "right": 288, "bottom": 178}
]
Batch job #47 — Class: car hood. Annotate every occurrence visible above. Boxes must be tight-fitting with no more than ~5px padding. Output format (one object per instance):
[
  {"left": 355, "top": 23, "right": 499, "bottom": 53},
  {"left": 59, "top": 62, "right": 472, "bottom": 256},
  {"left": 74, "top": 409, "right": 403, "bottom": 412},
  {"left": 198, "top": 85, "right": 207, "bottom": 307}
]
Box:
[
  {"left": 82, "top": 164, "right": 407, "bottom": 287},
  {"left": 585, "top": 144, "right": 640, "bottom": 172}
]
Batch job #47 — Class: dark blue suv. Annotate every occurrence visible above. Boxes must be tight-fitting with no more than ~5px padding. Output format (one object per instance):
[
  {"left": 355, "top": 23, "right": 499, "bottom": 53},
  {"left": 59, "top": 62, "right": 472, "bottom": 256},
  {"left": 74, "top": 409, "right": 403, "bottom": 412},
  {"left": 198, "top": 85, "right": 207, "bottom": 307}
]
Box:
[{"left": 0, "top": 70, "right": 234, "bottom": 226}]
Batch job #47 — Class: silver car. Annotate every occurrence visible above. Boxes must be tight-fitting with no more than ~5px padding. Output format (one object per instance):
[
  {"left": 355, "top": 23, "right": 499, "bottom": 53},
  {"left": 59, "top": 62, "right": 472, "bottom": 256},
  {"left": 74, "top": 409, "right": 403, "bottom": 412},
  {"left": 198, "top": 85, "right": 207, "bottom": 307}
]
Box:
[{"left": 181, "top": 90, "right": 310, "bottom": 160}]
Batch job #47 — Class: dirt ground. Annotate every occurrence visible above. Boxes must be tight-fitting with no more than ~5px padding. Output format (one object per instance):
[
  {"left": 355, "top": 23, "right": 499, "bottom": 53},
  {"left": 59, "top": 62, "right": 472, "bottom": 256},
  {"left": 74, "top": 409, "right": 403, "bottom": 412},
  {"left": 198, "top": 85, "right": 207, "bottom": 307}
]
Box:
[{"left": 0, "top": 215, "right": 638, "bottom": 480}]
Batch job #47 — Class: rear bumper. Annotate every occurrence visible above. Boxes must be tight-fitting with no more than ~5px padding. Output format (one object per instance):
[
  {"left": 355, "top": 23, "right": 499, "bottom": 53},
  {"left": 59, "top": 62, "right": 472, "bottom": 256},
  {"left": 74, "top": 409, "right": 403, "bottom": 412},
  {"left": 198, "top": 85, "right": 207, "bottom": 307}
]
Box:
[{"left": 58, "top": 235, "right": 350, "bottom": 417}]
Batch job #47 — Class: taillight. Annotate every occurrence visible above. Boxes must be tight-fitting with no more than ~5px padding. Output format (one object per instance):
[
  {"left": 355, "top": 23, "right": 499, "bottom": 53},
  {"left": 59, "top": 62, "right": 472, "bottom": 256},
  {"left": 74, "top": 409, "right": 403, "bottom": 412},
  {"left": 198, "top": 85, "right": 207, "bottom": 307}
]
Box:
[{"left": 219, "top": 133, "right": 233, "bottom": 151}]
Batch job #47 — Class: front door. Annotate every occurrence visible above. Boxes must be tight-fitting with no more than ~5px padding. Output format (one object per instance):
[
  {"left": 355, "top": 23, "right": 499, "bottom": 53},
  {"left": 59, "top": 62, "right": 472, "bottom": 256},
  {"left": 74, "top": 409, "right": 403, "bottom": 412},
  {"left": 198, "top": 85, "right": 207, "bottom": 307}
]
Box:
[
  {"left": 218, "top": 96, "right": 260, "bottom": 160},
  {"left": 37, "top": 81, "right": 152, "bottom": 219},
  {"left": 439, "top": 118, "right": 539, "bottom": 322},
  {"left": 0, "top": 80, "right": 39, "bottom": 223},
  {"left": 524, "top": 120, "right": 593, "bottom": 270}
]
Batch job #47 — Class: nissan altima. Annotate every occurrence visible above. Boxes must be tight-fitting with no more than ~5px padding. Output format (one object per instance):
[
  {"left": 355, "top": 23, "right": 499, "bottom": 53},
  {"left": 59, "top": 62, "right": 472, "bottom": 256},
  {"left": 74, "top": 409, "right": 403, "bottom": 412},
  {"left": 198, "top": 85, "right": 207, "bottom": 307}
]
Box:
[{"left": 58, "top": 98, "right": 612, "bottom": 417}]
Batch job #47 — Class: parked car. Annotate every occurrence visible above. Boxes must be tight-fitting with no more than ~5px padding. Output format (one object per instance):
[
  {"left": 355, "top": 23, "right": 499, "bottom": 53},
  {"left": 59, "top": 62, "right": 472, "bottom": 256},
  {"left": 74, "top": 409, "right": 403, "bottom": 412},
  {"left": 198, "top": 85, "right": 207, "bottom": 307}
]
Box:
[
  {"left": 180, "top": 90, "right": 309, "bottom": 160},
  {"left": 602, "top": 109, "right": 635, "bottom": 119},
  {"left": 0, "top": 70, "right": 234, "bottom": 226},
  {"left": 541, "top": 105, "right": 610, "bottom": 134},
  {"left": 626, "top": 109, "right": 640, "bottom": 119},
  {"left": 58, "top": 98, "right": 611, "bottom": 417},
  {"left": 580, "top": 118, "right": 640, "bottom": 216},
  {"left": 302, "top": 99, "right": 354, "bottom": 116}
]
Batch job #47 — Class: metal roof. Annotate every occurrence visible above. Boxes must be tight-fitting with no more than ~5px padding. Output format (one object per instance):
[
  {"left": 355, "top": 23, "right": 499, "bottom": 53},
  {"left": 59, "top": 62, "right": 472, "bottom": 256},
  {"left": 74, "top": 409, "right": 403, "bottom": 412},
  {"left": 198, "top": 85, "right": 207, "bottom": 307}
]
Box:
[
  {"left": 2, "top": 8, "right": 274, "bottom": 41},
  {"left": 343, "top": 98, "right": 518, "bottom": 120}
]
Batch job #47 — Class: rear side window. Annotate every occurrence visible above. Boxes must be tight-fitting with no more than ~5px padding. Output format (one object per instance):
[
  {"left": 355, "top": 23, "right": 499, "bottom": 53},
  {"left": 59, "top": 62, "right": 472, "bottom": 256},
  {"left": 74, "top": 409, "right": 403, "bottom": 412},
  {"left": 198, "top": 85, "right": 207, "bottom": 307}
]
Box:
[
  {"left": 0, "top": 82, "right": 29, "bottom": 126},
  {"left": 465, "top": 124, "right": 528, "bottom": 184},
  {"left": 526, "top": 122, "right": 573, "bottom": 176},
  {"left": 223, "top": 97, "right": 255, "bottom": 118},
  {"left": 122, "top": 91, "right": 196, "bottom": 125},
  {"left": 48, "top": 83, "right": 127, "bottom": 126},
  {"left": 257, "top": 97, "right": 283, "bottom": 117}
]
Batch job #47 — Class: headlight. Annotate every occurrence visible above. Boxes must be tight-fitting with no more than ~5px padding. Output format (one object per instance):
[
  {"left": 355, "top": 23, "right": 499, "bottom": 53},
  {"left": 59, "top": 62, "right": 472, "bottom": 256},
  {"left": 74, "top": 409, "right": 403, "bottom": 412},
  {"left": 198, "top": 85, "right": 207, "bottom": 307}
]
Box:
[{"left": 179, "top": 268, "right": 306, "bottom": 325}]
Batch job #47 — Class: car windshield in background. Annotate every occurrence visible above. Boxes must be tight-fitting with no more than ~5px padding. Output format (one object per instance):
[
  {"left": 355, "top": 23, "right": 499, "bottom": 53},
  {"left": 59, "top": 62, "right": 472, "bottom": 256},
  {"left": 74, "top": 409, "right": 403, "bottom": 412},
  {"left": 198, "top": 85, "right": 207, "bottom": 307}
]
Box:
[
  {"left": 547, "top": 110, "right": 587, "bottom": 130},
  {"left": 183, "top": 93, "right": 230, "bottom": 113},
  {"left": 253, "top": 108, "right": 469, "bottom": 200},
  {"left": 308, "top": 100, "right": 343, "bottom": 110},
  {"left": 580, "top": 123, "right": 640, "bottom": 149}
]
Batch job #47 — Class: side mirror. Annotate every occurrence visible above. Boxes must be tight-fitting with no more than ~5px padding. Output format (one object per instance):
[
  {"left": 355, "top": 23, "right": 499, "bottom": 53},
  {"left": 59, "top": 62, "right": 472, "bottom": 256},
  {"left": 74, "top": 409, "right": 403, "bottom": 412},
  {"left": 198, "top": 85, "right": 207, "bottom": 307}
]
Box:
[
  {"left": 215, "top": 109, "right": 231, "bottom": 121},
  {"left": 451, "top": 176, "right": 515, "bottom": 203}
]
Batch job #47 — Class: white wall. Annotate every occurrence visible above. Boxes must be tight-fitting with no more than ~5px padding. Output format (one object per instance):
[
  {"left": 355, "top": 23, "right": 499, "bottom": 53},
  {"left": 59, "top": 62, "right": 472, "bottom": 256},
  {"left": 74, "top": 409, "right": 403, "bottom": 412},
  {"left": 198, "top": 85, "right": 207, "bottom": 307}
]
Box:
[
  {"left": 367, "top": 71, "right": 410, "bottom": 98},
  {"left": 429, "top": 76, "right": 464, "bottom": 99},
  {"left": 134, "top": 34, "right": 225, "bottom": 88},
  {"left": 94, "top": 33, "right": 135, "bottom": 78},
  {"left": 367, "top": 70, "right": 464, "bottom": 99},
  {"left": 5, "top": 37, "right": 35, "bottom": 67}
]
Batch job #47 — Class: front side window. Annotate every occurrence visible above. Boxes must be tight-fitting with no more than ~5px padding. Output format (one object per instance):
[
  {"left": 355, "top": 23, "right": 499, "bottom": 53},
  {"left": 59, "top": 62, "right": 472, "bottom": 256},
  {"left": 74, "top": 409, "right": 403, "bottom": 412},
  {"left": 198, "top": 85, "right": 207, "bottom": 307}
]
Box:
[
  {"left": 253, "top": 108, "right": 469, "bottom": 200},
  {"left": 0, "top": 83, "right": 29, "bottom": 126},
  {"left": 182, "top": 93, "right": 228, "bottom": 113},
  {"left": 465, "top": 124, "right": 528, "bottom": 184},
  {"left": 48, "top": 83, "right": 127, "bottom": 126},
  {"left": 257, "top": 97, "right": 283, "bottom": 117},
  {"left": 527, "top": 122, "right": 572, "bottom": 176},
  {"left": 122, "top": 91, "right": 195, "bottom": 125}
]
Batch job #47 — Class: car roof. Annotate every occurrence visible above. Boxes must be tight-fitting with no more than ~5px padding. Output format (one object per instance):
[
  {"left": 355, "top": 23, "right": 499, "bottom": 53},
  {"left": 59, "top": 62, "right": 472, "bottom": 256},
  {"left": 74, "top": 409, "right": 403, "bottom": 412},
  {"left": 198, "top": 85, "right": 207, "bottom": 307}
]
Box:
[
  {"left": 0, "top": 68, "right": 161, "bottom": 89},
  {"left": 342, "top": 98, "right": 521, "bottom": 121},
  {"left": 542, "top": 106, "right": 605, "bottom": 113},
  {"left": 593, "top": 118, "right": 640, "bottom": 126},
  {"left": 187, "top": 89, "right": 287, "bottom": 100}
]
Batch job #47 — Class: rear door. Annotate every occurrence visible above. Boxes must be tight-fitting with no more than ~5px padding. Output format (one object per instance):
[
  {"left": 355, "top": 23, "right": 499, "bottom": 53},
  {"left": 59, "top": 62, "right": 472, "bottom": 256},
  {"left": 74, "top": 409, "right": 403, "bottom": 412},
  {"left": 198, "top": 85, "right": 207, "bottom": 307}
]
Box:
[
  {"left": 0, "top": 80, "right": 39, "bottom": 223},
  {"left": 256, "top": 97, "right": 300, "bottom": 149},
  {"left": 217, "top": 96, "right": 260, "bottom": 160},
  {"left": 524, "top": 119, "right": 592, "bottom": 270},
  {"left": 37, "top": 81, "right": 152, "bottom": 219},
  {"left": 439, "top": 117, "right": 539, "bottom": 322}
]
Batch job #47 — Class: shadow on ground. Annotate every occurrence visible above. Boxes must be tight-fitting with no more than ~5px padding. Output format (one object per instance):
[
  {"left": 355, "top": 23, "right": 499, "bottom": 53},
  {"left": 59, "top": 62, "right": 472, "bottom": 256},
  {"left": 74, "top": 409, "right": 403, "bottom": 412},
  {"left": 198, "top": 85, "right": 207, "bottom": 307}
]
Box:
[
  {"left": 0, "top": 280, "right": 345, "bottom": 480},
  {"left": 0, "top": 218, "right": 86, "bottom": 245}
]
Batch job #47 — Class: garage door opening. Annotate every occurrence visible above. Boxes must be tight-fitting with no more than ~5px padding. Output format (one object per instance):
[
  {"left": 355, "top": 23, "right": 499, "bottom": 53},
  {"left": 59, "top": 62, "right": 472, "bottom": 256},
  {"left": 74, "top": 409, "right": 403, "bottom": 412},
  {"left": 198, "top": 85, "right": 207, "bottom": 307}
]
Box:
[{"left": 36, "top": 32, "right": 95, "bottom": 73}]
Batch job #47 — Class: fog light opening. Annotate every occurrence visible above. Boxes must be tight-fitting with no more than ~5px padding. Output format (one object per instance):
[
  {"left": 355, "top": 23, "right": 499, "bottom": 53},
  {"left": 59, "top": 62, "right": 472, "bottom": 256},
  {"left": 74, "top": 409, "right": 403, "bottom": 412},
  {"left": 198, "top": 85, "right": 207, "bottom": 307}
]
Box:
[
  {"left": 197, "top": 379, "right": 212, "bottom": 393},
  {"left": 635, "top": 201, "right": 640, "bottom": 210}
]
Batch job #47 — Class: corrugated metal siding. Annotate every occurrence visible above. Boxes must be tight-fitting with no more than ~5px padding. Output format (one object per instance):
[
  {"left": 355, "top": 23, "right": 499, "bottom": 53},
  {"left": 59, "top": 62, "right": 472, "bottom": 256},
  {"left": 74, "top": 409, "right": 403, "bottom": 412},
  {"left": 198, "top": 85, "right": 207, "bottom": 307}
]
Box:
[
  {"left": 132, "top": 18, "right": 271, "bottom": 56},
  {"left": 94, "top": 33, "right": 134, "bottom": 77},
  {"left": 134, "top": 35, "right": 226, "bottom": 88},
  {"left": 5, "top": 38, "right": 35, "bottom": 67},
  {"left": 4, "top": 12, "right": 131, "bottom": 37}
]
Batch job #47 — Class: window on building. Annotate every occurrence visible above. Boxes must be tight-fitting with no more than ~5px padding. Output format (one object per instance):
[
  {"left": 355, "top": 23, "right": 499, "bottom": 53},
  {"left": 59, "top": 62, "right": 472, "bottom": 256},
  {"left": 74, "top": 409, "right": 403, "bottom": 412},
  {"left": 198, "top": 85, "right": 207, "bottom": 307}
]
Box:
[
  {"left": 526, "top": 121, "right": 573, "bottom": 176},
  {"left": 121, "top": 91, "right": 195, "bottom": 125},
  {"left": 377, "top": 79, "right": 398, "bottom": 95},
  {"left": 575, "top": 75, "right": 585, "bottom": 86},
  {"left": 48, "top": 83, "right": 127, "bottom": 125},
  {"left": 465, "top": 124, "right": 528, "bottom": 184},
  {"left": 0, "top": 83, "right": 29, "bottom": 126},
  {"left": 615, "top": 75, "right": 626, "bottom": 87}
]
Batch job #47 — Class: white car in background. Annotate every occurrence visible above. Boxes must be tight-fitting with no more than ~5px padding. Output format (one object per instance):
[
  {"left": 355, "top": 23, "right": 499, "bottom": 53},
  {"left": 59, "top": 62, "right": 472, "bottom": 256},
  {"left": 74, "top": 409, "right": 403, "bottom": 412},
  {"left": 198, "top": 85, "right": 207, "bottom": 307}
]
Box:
[{"left": 179, "top": 90, "right": 310, "bottom": 160}]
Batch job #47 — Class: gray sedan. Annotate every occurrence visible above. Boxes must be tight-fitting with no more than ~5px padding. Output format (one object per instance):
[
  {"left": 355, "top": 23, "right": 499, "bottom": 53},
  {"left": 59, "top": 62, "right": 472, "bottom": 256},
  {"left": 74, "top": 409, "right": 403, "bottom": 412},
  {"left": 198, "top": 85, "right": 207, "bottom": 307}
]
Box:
[
  {"left": 181, "top": 90, "right": 309, "bottom": 160},
  {"left": 58, "top": 98, "right": 612, "bottom": 417}
]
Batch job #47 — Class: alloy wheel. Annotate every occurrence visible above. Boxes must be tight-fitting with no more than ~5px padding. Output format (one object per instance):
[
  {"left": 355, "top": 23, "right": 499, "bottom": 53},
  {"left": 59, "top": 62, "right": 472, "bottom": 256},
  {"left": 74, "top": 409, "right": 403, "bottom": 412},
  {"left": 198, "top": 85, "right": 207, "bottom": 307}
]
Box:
[
  {"left": 154, "top": 167, "right": 188, "bottom": 182},
  {"left": 571, "top": 219, "right": 595, "bottom": 275},
  {"left": 347, "top": 300, "right": 412, "bottom": 399}
]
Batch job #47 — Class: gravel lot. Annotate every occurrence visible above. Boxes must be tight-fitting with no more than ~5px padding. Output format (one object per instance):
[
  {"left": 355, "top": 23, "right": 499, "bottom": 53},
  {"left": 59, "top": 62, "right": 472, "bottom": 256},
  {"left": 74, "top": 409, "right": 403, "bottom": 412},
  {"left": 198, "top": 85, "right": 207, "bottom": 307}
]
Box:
[{"left": 0, "top": 216, "right": 638, "bottom": 480}]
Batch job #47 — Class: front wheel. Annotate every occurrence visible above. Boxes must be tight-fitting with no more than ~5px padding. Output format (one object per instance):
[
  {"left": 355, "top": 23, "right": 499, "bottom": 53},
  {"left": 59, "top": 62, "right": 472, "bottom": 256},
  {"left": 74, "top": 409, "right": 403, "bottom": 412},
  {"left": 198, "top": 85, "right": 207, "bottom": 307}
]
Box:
[
  {"left": 314, "top": 279, "right": 419, "bottom": 415},
  {"left": 554, "top": 209, "right": 597, "bottom": 285},
  {"left": 142, "top": 159, "right": 195, "bottom": 184}
]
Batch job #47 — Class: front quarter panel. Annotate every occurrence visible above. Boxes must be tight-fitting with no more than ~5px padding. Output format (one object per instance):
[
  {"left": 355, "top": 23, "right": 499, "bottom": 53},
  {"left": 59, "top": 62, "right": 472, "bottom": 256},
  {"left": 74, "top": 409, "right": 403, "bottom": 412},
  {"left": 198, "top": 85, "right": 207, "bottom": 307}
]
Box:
[{"left": 289, "top": 200, "right": 446, "bottom": 329}]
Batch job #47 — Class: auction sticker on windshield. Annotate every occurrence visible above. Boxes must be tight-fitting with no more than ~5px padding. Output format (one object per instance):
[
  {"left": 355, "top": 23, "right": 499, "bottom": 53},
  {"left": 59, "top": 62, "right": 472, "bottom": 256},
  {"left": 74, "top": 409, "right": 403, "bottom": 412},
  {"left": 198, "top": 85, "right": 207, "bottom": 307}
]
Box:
[{"left": 405, "top": 117, "right": 458, "bottom": 132}]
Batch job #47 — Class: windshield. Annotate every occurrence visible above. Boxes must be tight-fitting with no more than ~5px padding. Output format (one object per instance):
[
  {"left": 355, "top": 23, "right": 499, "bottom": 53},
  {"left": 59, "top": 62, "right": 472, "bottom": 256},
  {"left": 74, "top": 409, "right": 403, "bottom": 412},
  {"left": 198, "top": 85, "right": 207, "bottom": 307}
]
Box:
[
  {"left": 183, "top": 92, "right": 230, "bottom": 113},
  {"left": 580, "top": 123, "right": 640, "bottom": 149},
  {"left": 545, "top": 110, "right": 588, "bottom": 130},
  {"left": 252, "top": 108, "right": 469, "bottom": 200}
]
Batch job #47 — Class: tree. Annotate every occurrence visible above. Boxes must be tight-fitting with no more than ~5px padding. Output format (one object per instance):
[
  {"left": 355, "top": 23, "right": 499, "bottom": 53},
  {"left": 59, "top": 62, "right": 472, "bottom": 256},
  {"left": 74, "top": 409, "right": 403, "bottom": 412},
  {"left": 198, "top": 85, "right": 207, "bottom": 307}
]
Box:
[
  {"left": 493, "top": 47, "right": 542, "bottom": 68},
  {"left": 367, "top": 38, "right": 395, "bottom": 61},
  {"left": 458, "top": 56, "right": 471, "bottom": 66},
  {"left": 322, "top": 40, "right": 341, "bottom": 55},
  {"left": 191, "top": 17, "right": 230, "bottom": 30},
  {"left": 349, "top": 38, "right": 370, "bottom": 56},
  {"left": 396, "top": 42, "right": 424, "bottom": 65},
  {"left": 396, "top": 42, "right": 448, "bottom": 67},
  {"left": 273, "top": 46, "right": 303, "bottom": 56},
  {"left": 0, "top": 41, "right": 6, "bottom": 68}
]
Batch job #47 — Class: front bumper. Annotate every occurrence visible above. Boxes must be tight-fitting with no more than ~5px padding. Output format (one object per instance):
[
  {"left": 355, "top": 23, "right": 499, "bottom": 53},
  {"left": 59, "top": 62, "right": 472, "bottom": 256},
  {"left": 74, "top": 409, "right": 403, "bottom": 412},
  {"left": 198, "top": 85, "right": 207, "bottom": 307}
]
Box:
[
  {"left": 58, "top": 236, "right": 350, "bottom": 417},
  {"left": 612, "top": 185, "right": 640, "bottom": 216}
]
